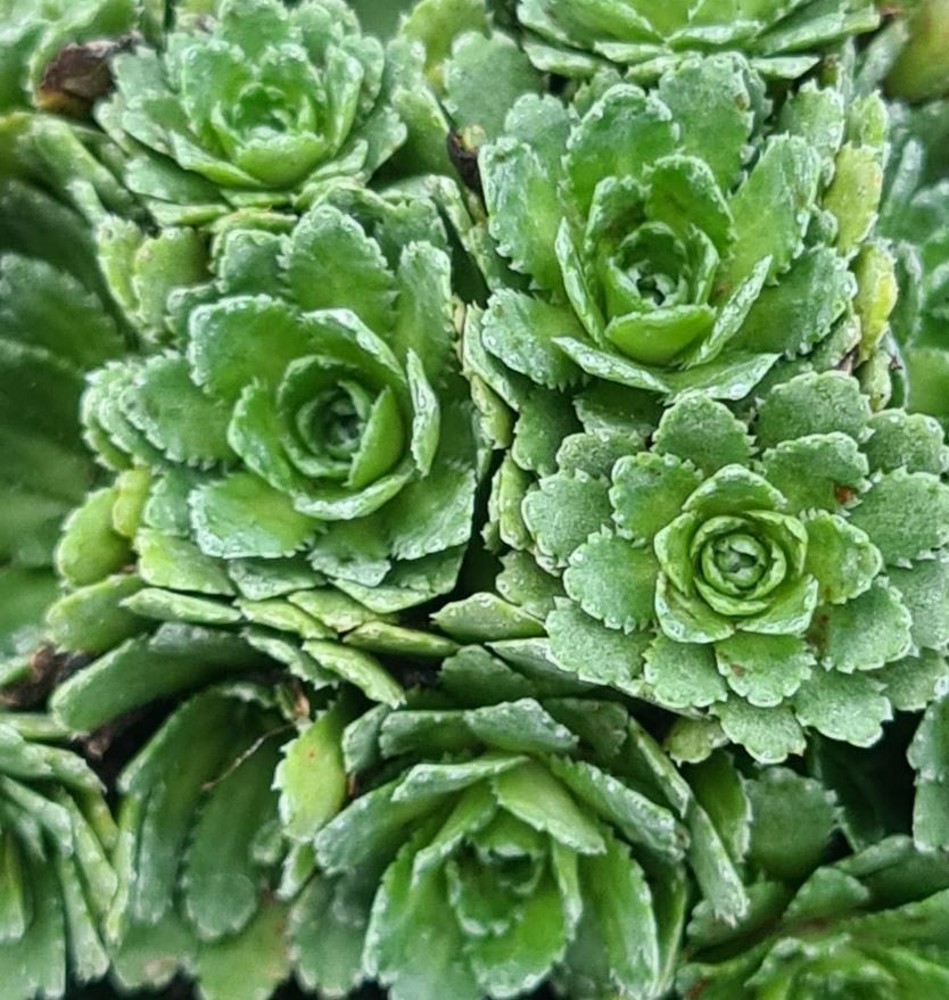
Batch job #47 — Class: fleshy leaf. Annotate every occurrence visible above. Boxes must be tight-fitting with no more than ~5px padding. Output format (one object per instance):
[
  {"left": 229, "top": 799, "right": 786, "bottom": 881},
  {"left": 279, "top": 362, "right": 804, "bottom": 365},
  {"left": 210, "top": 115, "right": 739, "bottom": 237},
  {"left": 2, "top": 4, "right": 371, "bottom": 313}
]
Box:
[
  {"left": 653, "top": 395, "right": 752, "bottom": 475},
  {"left": 715, "top": 633, "right": 815, "bottom": 708},
  {"left": 564, "top": 531, "right": 659, "bottom": 633},
  {"left": 610, "top": 453, "right": 702, "bottom": 544},
  {"left": 793, "top": 669, "right": 892, "bottom": 747},
  {"left": 712, "top": 700, "right": 806, "bottom": 764},
  {"left": 643, "top": 635, "right": 728, "bottom": 709}
]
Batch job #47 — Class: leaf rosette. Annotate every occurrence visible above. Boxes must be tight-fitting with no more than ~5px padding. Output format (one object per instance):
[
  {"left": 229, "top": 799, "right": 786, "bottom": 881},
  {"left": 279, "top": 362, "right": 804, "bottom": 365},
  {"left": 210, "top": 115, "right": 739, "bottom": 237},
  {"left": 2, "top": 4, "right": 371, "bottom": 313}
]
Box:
[
  {"left": 515, "top": 371, "right": 949, "bottom": 762},
  {"left": 680, "top": 835, "right": 949, "bottom": 999},
  {"left": 474, "top": 54, "right": 893, "bottom": 409},
  {"left": 303, "top": 644, "right": 750, "bottom": 1000},
  {"left": 514, "top": 0, "right": 880, "bottom": 80},
  {"left": 97, "top": 0, "right": 406, "bottom": 224},
  {"left": 79, "top": 187, "right": 486, "bottom": 618},
  {"left": 0, "top": 713, "right": 117, "bottom": 1000}
]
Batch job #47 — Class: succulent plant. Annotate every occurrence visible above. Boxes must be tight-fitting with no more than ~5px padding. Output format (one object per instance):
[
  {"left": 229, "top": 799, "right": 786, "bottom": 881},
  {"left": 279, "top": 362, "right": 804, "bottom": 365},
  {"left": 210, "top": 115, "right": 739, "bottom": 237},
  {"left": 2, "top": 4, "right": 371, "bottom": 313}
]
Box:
[
  {"left": 680, "top": 835, "right": 949, "bottom": 999},
  {"left": 471, "top": 53, "right": 892, "bottom": 414},
  {"left": 0, "top": 712, "right": 117, "bottom": 1000},
  {"left": 512, "top": 0, "right": 880, "bottom": 79},
  {"left": 305, "top": 643, "right": 750, "bottom": 1000},
  {"left": 501, "top": 371, "right": 949, "bottom": 763},
  {"left": 96, "top": 0, "right": 407, "bottom": 224},
  {"left": 70, "top": 185, "right": 486, "bottom": 645}
]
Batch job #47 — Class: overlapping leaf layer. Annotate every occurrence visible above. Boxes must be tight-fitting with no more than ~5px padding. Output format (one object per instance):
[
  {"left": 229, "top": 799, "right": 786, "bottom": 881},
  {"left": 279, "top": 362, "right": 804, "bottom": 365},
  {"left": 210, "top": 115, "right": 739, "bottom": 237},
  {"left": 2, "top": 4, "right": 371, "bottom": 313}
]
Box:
[{"left": 2, "top": 2, "right": 949, "bottom": 1000}]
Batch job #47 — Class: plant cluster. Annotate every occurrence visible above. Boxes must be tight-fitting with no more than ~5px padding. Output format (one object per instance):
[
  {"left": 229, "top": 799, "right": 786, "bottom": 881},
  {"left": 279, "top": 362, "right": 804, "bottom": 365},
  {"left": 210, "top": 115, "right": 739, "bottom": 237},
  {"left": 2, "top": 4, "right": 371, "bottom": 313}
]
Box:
[{"left": 2, "top": 1, "right": 949, "bottom": 999}]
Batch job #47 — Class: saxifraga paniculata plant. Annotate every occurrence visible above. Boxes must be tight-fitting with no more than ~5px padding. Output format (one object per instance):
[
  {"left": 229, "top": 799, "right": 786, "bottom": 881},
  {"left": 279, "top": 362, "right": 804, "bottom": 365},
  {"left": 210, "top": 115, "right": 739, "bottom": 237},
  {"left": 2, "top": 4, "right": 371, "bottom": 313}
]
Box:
[
  {"left": 679, "top": 834, "right": 949, "bottom": 999},
  {"left": 468, "top": 51, "right": 895, "bottom": 415},
  {"left": 95, "top": 0, "right": 407, "bottom": 224},
  {"left": 304, "top": 642, "right": 754, "bottom": 1000},
  {"left": 60, "top": 182, "right": 487, "bottom": 668},
  {"left": 511, "top": 0, "right": 880, "bottom": 81},
  {"left": 0, "top": 711, "right": 117, "bottom": 1000},
  {"left": 464, "top": 370, "right": 949, "bottom": 764}
]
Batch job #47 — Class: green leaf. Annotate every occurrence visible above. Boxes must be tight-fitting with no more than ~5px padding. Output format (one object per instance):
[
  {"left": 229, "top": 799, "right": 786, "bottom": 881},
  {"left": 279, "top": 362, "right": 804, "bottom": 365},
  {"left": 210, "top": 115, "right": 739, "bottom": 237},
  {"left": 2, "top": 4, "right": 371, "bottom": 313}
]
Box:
[
  {"left": 824, "top": 143, "right": 883, "bottom": 255},
  {"left": 755, "top": 371, "right": 870, "bottom": 450},
  {"left": 120, "top": 354, "right": 234, "bottom": 466},
  {"left": 645, "top": 155, "right": 733, "bottom": 255},
  {"left": 564, "top": 531, "right": 659, "bottom": 633},
  {"left": 46, "top": 574, "right": 146, "bottom": 655},
  {"left": 523, "top": 472, "right": 612, "bottom": 566},
  {"left": 761, "top": 434, "right": 869, "bottom": 514},
  {"left": 865, "top": 411, "right": 948, "bottom": 477},
  {"left": 715, "top": 634, "right": 815, "bottom": 707},
  {"left": 793, "top": 669, "right": 892, "bottom": 747},
  {"left": 433, "top": 593, "right": 545, "bottom": 643},
  {"left": 187, "top": 296, "right": 310, "bottom": 403},
  {"left": 579, "top": 831, "right": 661, "bottom": 998},
  {"left": 464, "top": 700, "right": 578, "bottom": 755},
  {"left": 656, "top": 54, "right": 756, "bottom": 192},
  {"left": 512, "top": 384, "right": 583, "bottom": 476},
  {"left": 643, "top": 635, "right": 728, "bottom": 709},
  {"left": 51, "top": 625, "right": 264, "bottom": 732},
  {"left": 848, "top": 470, "right": 949, "bottom": 564},
  {"left": 712, "top": 700, "right": 806, "bottom": 764},
  {"left": 555, "top": 336, "right": 669, "bottom": 394},
  {"left": 194, "top": 897, "right": 291, "bottom": 1000},
  {"left": 909, "top": 695, "right": 949, "bottom": 851},
  {"left": 654, "top": 572, "right": 733, "bottom": 645},
  {"left": 365, "top": 838, "right": 481, "bottom": 1000},
  {"left": 285, "top": 204, "right": 395, "bottom": 332},
  {"left": 547, "top": 601, "right": 649, "bottom": 690},
  {"left": 888, "top": 556, "right": 949, "bottom": 652},
  {"left": 610, "top": 453, "right": 702, "bottom": 544},
  {"left": 122, "top": 588, "right": 241, "bottom": 627},
  {"left": 184, "top": 735, "right": 281, "bottom": 941},
  {"left": 481, "top": 137, "right": 563, "bottom": 293},
  {"left": 720, "top": 135, "right": 821, "bottom": 290},
  {"left": 190, "top": 473, "right": 318, "bottom": 559},
  {"left": 290, "top": 872, "right": 372, "bottom": 998},
  {"left": 653, "top": 394, "right": 751, "bottom": 476},
  {"left": 731, "top": 246, "right": 854, "bottom": 355},
  {"left": 493, "top": 760, "right": 606, "bottom": 855},
  {"left": 302, "top": 640, "right": 404, "bottom": 707},
  {"left": 444, "top": 30, "right": 542, "bottom": 140},
  {"left": 746, "top": 768, "right": 839, "bottom": 880},
  {"left": 276, "top": 706, "right": 348, "bottom": 843},
  {"left": 136, "top": 528, "right": 234, "bottom": 595},
  {"left": 55, "top": 488, "right": 131, "bottom": 589},
  {"left": 565, "top": 84, "right": 677, "bottom": 215},
  {"left": 465, "top": 869, "right": 568, "bottom": 996},
  {"left": 548, "top": 756, "right": 684, "bottom": 860},
  {"left": 481, "top": 289, "right": 583, "bottom": 391},
  {"left": 879, "top": 651, "right": 949, "bottom": 714},
  {"left": 803, "top": 511, "right": 882, "bottom": 605},
  {"left": 809, "top": 582, "right": 913, "bottom": 673}
]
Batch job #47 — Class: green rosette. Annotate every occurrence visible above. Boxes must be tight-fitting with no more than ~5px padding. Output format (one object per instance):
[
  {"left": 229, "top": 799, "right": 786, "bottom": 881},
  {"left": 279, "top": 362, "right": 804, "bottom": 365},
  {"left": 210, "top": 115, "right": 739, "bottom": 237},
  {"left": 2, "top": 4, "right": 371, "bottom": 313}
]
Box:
[
  {"left": 680, "top": 835, "right": 949, "bottom": 999},
  {"left": 469, "top": 53, "right": 894, "bottom": 419},
  {"left": 47, "top": 183, "right": 486, "bottom": 707},
  {"left": 513, "top": 0, "right": 879, "bottom": 80},
  {"left": 304, "top": 643, "right": 752, "bottom": 1000},
  {"left": 0, "top": 712, "right": 117, "bottom": 1000},
  {"left": 467, "top": 369, "right": 949, "bottom": 763},
  {"left": 96, "top": 0, "right": 407, "bottom": 225}
]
